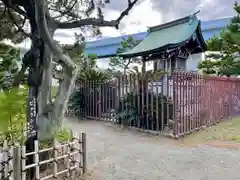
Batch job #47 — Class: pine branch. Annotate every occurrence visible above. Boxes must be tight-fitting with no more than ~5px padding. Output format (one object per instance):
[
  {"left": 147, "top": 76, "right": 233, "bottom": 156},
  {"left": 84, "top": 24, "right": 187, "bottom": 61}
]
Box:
[
  {"left": 56, "top": 0, "right": 139, "bottom": 29},
  {"left": 7, "top": 9, "right": 31, "bottom": 38},
  {"left": 1, "top": 0, "right": 28, "bottom": 18}
]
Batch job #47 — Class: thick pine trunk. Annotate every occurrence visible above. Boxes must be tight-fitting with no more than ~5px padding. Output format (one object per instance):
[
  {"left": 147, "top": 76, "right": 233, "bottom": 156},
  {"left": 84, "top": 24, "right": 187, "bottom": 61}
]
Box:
[
  {"left": 37, "top": 45, "right": 54, "bottom": 141},
  {"left": 35, "top": 25, "right": 78, "bottom": 142}
]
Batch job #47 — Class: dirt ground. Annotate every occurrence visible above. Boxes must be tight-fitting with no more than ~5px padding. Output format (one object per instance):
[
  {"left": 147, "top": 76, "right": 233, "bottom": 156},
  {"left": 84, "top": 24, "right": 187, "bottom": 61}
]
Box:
[{"left": 65, "top": 117, "right": 240, "bottom": 180}]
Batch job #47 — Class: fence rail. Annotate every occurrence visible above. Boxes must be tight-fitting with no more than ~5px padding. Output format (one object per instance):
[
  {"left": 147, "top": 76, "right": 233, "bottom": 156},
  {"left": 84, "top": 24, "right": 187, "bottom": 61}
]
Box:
[
  {"left": 72, "top": 70, "right": 240, "bottom": 137},
  {"left": 0, "top": 133, "right": 87, "bottom": 180}
]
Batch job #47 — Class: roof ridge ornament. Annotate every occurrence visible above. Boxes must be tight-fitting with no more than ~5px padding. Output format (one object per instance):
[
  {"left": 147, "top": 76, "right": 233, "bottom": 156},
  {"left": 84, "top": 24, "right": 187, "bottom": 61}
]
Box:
[
  {"left": 189, "top": 10, "right": 200, "bottom": 25},
  {"left": 120, "top": 9, "right": 206, "bottom": 58},
  {"left": 148, "top": 10, "right": 200, "bottom": 32},
  {"left": 192, "top": 10, "right": 200, "bottom": 16}
]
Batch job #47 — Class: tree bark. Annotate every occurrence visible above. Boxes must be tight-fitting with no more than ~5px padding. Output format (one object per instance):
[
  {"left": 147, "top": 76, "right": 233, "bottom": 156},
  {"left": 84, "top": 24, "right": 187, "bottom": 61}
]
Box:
[
  {"left": 37, "top": 42, "right": 55, "bottom": 141},
  {"left": 35, "top": 1, "right": 79, "bottom": 140}
]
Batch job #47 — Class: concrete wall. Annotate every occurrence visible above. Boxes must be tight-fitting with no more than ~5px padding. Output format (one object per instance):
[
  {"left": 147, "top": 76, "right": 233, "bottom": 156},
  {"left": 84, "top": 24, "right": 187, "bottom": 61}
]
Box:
[
  {"left": 186, "top": 53, "right": 205, "bottom": 72},
  {"left": 150, "top": 52, "right": 205, "bottom": 97}
]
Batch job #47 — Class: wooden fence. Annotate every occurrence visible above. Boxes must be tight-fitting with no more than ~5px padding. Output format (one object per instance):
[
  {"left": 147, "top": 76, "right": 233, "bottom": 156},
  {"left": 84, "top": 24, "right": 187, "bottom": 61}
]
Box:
[
  {"left": 74, "top": 71, "right": 240, "bottom": 137},
  {"left": 0, "top": 133, "right": 87, "bottom": 180}
]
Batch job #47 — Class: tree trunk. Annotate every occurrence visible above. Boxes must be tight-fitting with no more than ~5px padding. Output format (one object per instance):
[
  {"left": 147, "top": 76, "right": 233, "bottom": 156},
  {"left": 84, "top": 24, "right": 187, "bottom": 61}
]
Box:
[
  {"left": 35, "top": 2, "right": 79, "bottom": 137},
  {"left": 37, "top": 44, "right": 54, "bottom": 141},
  {"left": 17, "top": 0, "right": 79, "bottom": 146},
  {"left": 25, "top": 31, "right": 45, "bottom": 179}
]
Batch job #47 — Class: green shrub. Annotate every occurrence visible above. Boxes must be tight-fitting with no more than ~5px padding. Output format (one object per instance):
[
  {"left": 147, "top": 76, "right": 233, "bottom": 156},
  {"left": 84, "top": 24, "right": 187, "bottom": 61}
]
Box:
[
  {"left": 56, "top": 127, "right": 72, "bottom": 142},
  {"left": 115, "top": 91, "right": 173, "bottom": 131},
  {"left": 0, "top": 87, "right": 27, "bottom": 145},
  {"left": 0, "top": 87, "right": 73, "bottom": 146},
  {"left": 68, "top": 91, "right": 85, "bottom": 115},
  {"left": 39, "top": 126, "right": 73, "bottom": 149}
]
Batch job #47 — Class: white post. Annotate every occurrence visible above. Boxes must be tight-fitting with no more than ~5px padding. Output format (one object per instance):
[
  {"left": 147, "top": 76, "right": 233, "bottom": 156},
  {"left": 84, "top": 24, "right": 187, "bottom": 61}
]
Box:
[
  {"left": 0, "top": 146, "right": 3, "bottom": 179},
  {"left": 53, "top": 138, "right": 58, "bottom": 178},
  {"left": 63, "top": 145, "right": 67, "bottom": 165},
  {"left": 66, "top": 141, "right": 70, "bottom": 178},
  {"left": 3, "top": 140, "right": 8, "bottom": 179},
  {"left": 21, "top": 145, "right": 26, "bottom": 180},
  {"left": 34, "top": 140, "right": 40, "bottom": 180}
]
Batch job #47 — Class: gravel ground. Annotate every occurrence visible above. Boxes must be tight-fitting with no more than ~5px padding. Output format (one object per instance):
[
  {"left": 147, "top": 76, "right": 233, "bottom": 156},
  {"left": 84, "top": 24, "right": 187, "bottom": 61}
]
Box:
[{"left": 65, "top": 117, "right": 240, "bottom": 180}]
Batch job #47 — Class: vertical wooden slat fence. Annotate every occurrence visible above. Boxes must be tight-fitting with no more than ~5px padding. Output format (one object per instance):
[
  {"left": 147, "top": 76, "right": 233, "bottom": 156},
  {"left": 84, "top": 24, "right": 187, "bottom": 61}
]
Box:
[{"left": 72, "top": 70, "right": 240, "bottom": 138}]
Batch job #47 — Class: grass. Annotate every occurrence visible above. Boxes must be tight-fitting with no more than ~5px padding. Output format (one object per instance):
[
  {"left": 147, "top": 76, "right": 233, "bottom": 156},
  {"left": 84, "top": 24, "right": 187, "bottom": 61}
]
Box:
[{"left": 182, "top": 117, "right": 240, "bottom": 145}]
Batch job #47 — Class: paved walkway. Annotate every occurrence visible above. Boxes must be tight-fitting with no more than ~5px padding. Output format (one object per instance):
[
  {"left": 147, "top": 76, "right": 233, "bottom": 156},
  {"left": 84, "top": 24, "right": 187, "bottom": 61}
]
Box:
[{"left": 65, "top": 117, "right": 240, "bottom": 180}]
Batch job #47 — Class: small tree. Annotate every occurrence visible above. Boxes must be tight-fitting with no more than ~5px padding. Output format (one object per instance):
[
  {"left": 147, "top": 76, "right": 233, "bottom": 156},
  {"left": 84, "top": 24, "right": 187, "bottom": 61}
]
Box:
[
  {"left": 62, "top": 39, "right": 111, "bottom": 82},
  {"left": 198, "top": 2, "right": 240, "bottom": 76},
  {"left": 109, "top": 36, "right": 140, "bottom": 75}
]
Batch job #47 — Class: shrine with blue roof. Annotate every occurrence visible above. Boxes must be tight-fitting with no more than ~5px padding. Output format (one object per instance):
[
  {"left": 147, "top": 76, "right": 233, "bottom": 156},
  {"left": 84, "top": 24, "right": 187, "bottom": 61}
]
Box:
[
  {"left": 84, "top": 14, "right": 231, "bottom": 72},
  {"left": 84, "top": 16, "right": 231, "bottom": 59}
]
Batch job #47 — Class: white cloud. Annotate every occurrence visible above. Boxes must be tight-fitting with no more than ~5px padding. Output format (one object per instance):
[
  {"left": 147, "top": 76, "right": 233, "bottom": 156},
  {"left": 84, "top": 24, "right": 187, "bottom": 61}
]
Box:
[
  {"left": 20, "top": 0, "right": 237, "bottom": 47},
  {"left": 19, "top": 0, "right": 161, "bottom": 50},
  {"left": 100, "top": 0, "right": 162, "bottom": 36},
  {"left": 100, "top": 27, "right": 121, "bottom": 37},
  {"left": 150, "top": 0, "right": 236, "bottom": 21},
  {"left": 19, "top": 0, "right": 237, "bottom": 59}
]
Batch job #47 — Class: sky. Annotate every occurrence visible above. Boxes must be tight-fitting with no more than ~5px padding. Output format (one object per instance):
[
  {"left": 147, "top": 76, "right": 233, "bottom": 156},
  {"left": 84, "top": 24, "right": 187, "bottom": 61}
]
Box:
[
  {"left": 18, "top": 0, "right": 238, "bottom": 67},
  {"left": 52, "top": 0, "right": 237, "bottom": 42}
]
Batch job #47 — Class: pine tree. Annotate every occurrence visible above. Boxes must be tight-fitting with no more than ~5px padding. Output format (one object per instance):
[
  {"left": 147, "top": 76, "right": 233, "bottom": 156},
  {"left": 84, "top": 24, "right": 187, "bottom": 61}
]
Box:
[
  {"left": 0, "top": 43, "right": 20, "bottom": 90},
  {"left": 198, "top": 2, "right": 240, "bottom": 76},
  {"left": 0, "top": 3, "right": 27, "bottom": 90},
  {"left": 109, "top": 36, "right": 140, "bottom": 75},
  {"left": 0, "top": 4, "right": 26, "bottom": 43},
  {"left": 61, "top": 37, "right": 111, "bottom": 82}
]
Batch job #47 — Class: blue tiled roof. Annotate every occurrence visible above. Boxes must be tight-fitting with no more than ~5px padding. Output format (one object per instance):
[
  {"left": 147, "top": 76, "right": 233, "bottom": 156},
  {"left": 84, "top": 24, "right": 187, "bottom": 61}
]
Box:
[{"left": 84, "top": 17, "right": 231, "bottom": 58}]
